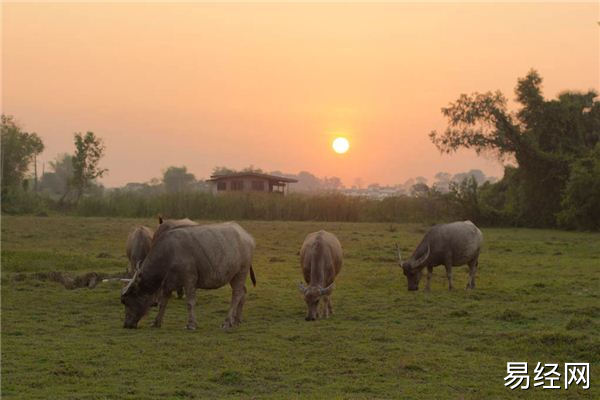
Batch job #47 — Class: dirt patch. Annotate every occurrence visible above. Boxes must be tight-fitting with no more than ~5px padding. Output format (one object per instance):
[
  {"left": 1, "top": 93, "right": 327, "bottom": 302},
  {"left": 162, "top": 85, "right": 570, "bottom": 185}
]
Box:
[
  {"left": 96, "top": 252, "right": 113, "bottom": 258},
  {"left": 11, "top": 271, "right": 127, "bottom": 289}
]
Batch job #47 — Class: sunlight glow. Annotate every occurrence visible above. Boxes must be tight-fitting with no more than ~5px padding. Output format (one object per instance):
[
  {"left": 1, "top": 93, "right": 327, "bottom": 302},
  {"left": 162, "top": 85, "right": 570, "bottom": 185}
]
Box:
[{"left": 332, "top": 137, "right": 350, "bottom": 154}]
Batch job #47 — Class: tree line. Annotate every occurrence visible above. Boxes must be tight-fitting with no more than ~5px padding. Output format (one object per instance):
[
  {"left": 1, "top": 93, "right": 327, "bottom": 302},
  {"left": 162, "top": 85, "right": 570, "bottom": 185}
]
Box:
[
  {"left": 430, "top": 70, "right": 600, "bottom": 229},
  {"left": 2, "top": 70, "right": 598, "bottom": 229},
  {"left": 1, "top": 116, "right": 107, "bottom": 212}
]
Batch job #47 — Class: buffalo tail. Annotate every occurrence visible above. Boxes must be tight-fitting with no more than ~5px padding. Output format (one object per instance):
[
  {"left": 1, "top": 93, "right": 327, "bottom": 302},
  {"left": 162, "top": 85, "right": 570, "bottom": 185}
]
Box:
[{"left": 249, "top": 265, "right": 257, "bottom": 287}]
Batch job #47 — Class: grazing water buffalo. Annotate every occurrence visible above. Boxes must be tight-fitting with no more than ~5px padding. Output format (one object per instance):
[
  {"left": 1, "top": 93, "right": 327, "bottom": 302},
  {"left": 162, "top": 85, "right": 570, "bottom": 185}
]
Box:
[
  {"left": 397, "top": 220, "right": 483, "bottom": 291},
  {"left": 121, "top": 222, "right": 256, "bottom": 330},
  {"left": 298, "top": 230, "right": 343, "bottom": 321},
  {"left": 125, "top": 226, "right": 153, "bottom": 276}
]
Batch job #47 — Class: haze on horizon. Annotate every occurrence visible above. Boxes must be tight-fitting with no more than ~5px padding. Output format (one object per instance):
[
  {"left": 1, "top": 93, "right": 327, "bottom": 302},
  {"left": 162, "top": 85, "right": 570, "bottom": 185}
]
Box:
[{"left": 3, "top": 2, "right": 598, "bottom": 188}]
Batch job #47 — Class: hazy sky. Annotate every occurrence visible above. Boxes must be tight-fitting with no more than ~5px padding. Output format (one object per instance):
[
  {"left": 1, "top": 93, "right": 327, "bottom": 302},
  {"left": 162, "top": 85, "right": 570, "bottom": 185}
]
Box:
[{"left": 3, "top": 2, "right": 598, "bottom": 187}]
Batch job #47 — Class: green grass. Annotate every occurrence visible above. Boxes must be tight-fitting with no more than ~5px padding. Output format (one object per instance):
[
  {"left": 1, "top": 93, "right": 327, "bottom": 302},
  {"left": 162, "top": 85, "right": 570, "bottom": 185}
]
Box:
[{"left": 2, "top": 216, "right": 599, "bottom": 399}]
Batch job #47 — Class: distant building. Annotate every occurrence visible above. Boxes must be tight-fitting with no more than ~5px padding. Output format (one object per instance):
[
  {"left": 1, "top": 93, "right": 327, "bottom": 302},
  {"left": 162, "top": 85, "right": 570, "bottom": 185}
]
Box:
[{"left": 207, "top": 172, "right": 297, "bottom": 195}]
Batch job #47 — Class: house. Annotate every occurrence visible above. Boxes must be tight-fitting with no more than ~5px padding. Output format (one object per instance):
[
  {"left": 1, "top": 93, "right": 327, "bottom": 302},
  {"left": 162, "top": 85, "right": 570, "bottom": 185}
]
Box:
[{"left": 207, "top": 172, "right": 298, "bottom": 195}]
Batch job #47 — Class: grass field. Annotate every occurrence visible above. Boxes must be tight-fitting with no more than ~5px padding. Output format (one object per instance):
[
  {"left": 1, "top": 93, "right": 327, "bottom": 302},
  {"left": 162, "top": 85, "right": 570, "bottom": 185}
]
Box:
[{"left": 1, "top": 216, "right": 599, "bottom": 399}]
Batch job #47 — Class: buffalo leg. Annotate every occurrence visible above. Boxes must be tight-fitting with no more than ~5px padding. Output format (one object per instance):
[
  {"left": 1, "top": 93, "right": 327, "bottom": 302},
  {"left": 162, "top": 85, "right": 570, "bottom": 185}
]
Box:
[
  {"left": 445, "top": 264, "right": 454, "bottom": 290},
  {"left": 176, "top": 287, "right": 184, "bottom": 299},
  {"left": 425, "top": 266, "right": 433, "bottom": 291},
  {"left": 223, "top": 272, "right": 246, "bottom": 329},
  {"left": 467, "top": 258, "right": 478, "bottom": 289},
  {"left": 152, "top": 290, "right": 172, "bottom": 328},
  {"left": 234, "top": 286, "right": 247, "bottom": 324},
  {"left": 322, "top": 295, "right": 333, "bottom": 318},
  {"left": 317, "top": 298, "right": 325, "bottom": 319},
  {"left": 184, "top": 284, "right": 198, "bottom": 330}
]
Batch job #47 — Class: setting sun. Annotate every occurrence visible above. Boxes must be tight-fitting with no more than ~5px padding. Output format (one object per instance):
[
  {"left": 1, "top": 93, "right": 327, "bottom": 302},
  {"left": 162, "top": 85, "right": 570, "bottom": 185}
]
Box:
[{"left": 332, "top": 137, "right": 350, "bottom": 154}]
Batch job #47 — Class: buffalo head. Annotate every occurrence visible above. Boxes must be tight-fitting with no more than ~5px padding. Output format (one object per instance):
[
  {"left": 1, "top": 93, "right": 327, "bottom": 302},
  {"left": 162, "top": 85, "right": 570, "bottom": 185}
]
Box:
[
  {"left": 120, "top": 269, "right": 153, "bottom": 328},
  {"left": 298, "top": 282, "right": 334, "bottom": 321},
  {"left": 397, "top": 244, "right": 430, "bottom": 291}
]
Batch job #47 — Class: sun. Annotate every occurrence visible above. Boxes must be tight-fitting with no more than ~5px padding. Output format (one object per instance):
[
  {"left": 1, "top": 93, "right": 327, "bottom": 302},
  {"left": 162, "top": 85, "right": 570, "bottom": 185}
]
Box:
[{"left": 332, "top": 137, "right": 350, "bottom": 154}]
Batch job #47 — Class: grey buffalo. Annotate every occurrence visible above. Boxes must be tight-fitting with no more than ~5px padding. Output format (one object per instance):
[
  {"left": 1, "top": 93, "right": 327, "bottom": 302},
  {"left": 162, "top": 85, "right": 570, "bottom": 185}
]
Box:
[
  {"left": 298, "top": 230, "right": 343, "bottom": 321},
  {"left": 397, "top": 220, "right": 483, "bottom": 291},
  {"left": 121, "top": 222, "right": 256, "bottom": 330},
  {"left": 125, "top": 226, "right": 153, "bottom": 276}
]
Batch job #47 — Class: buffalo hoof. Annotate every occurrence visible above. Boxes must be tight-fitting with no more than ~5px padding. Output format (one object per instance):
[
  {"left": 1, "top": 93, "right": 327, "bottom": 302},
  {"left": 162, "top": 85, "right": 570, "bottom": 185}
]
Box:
[
  {"left": 186, "top": 323, "right": 197, "bottom": 330},
  {"left": 221, "top": 319, "right": 239, "bottom": 330},
  {"left": 305, "top": 317, "right": 316, "bottom": 322},
  {"left": 151, "top": 321, "right": 161, "bottom": 328}
]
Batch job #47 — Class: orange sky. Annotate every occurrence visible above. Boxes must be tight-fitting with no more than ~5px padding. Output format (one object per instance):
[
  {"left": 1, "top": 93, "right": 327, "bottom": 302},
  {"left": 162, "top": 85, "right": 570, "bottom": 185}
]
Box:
[{"left": 2, "top": 2, "right": 598, "bottom": 187}]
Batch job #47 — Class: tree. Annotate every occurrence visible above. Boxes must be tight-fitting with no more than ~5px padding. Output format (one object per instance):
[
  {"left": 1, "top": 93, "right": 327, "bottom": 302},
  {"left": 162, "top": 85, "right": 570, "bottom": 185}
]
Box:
[
  {"left": 557, "top": 144, "right": 600, "bottom": 230},
  {"left": 430, "top": 70, "right": 600, "bottom": 227},
  {"left": 322, "top": 176, "right": 343, "bottom": 191},
  {"left": 241, "top": 165, "right": 264, "bottom": 173},
  {"left": 39, "top": 153, "right": 74, "bottom": 199},
  {"left": 1, "top": 115, "right": 44, "bottom": 193},
  {"left": 433, "top": 172, "right": 452, "bottom": 193},
  {"left": 212, "top": 166, "right": 236, "bottom": 176},
  {"left": 163, "top": 166, "right": 196, "bottom": 193},
  {"left": 448, "top": 176, "right": 480, "bottom": 223},
  {"left": 71, "top": 132, "right": 107, "bottom": 202},
  {"left": 410, "top": 182, "right": 430, "bottom": 198}
]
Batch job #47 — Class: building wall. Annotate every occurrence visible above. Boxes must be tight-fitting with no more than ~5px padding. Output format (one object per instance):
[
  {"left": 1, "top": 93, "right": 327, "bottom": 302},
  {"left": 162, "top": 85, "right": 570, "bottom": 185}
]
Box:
[{"left": 211, "top": 177, "right": 278, "bottom": 194}]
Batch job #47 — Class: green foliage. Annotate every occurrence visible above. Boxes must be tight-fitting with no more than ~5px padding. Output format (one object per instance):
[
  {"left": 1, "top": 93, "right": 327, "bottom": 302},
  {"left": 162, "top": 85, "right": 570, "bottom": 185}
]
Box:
[
  {"left": 73, "top": 191, "right": 467, "bottom": 224},
  {"left": 448, "top": 176, "right": 480, "bottom": 223},
  {"left": 557, "top": 144, "right": 600, "bottom": 230},
  {"left": 72, "top": 132, "right": 107, "bottom": 202},
  {"left": 2, "top": 217, "right": 599, "bottom": 398},
  {"left": 430, "top": 70, "right": 600, "bottom": 228},
  {"left": 0, "top": 187, "right": 51, "bottom": 215},
  {"left": 1, "top": 114, "right": 44, "bottom": 192}
]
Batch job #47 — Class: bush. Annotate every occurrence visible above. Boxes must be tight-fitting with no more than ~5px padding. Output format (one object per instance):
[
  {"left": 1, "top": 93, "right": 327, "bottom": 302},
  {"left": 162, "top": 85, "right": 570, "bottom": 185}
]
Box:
[
  {"left": 1, "top": 188, "right": 52, "bottom": 215},
  {"left": 557, "top": 144, "right": 600, "bottom": 230}
]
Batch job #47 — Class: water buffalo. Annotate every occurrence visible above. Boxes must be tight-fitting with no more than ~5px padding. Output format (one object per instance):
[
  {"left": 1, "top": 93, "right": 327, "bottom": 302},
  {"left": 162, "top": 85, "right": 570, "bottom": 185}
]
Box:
[
  {"left": 125, "top": 226, "right": 153, "bottom": 276},
  {"left": 298, "top": 230, "right": 343, "bottom": 321},
  {"left": 121, "top": 222, "right": 256, "bottom": 330},
  {"left": 397, "top": 220, "right": 483, "bottom": 291}
]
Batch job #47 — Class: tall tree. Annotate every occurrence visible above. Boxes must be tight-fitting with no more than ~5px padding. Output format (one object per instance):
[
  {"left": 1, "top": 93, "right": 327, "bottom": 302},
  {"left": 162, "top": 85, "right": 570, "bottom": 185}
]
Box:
[
  {"left": 1, "top": 115, "right": 44, "bottom": 193},
  {"left": 430, "top": 70, "right": 600, "bottom": 226},
  {"left": 71, "top": 132, "right": 107, "bottom": 202},
  {"left": 163, "top": 166, "right": 196, "bottom": 193}
]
